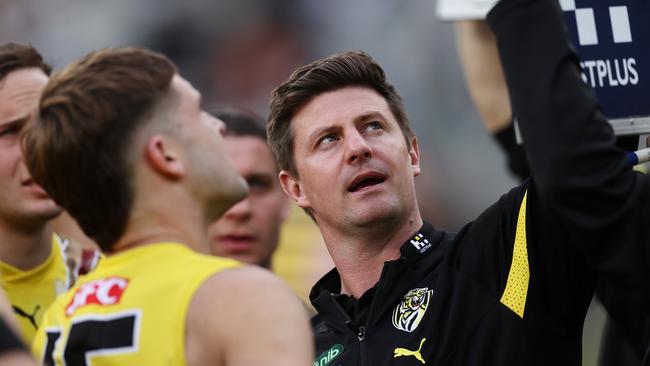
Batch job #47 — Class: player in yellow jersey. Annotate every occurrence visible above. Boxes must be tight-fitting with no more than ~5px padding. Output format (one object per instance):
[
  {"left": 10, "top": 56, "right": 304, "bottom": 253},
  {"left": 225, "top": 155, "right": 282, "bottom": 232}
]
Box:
[
  {"left": 24, "top": 47, "right": 313, "bottom": 366},
  {"left": 0, "top": 43, "right": 99, "bottom": 346}
]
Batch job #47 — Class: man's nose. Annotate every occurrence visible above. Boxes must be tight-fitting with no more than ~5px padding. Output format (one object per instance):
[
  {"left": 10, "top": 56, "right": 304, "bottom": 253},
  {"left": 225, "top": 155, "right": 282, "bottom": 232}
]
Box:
[
  {"left": 224, "top": 196, "right": 252, "bottom": 221},
  {"left": 345, "top": 131, "right": 372, "bottom": 164}
]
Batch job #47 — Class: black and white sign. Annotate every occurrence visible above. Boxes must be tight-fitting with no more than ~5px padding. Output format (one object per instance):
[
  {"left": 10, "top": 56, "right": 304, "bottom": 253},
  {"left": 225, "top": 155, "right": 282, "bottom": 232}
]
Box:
[{"left": 437, "top": 0, "right": 650, "bottom": 135}]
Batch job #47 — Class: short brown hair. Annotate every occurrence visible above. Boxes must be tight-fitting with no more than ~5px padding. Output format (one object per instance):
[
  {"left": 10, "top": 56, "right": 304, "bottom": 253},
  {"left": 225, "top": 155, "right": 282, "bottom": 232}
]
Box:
[
  {"left": 267, "top": 51, "right": 414, "bottom": 176},
  {"left": 0, "top": 42, "right": 51, "bottom": 81},
  {"left": 22, "top": 48, "right": 176, "bottom": 252},
  {"left": 211, "top": 106, "right": 267, "bottom": 141}
]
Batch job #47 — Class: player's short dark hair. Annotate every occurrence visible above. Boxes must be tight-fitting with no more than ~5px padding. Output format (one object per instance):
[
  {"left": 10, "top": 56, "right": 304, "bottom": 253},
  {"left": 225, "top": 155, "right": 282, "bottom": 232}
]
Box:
[
  {"left": 211, "top": 106, "right": 266, "bottom": 141},
  {"left": 23, "top": 47, "right": 176, "bottom": 252},
  {"left": 0, "top": 43, "right": 51, "bottom": 81}
]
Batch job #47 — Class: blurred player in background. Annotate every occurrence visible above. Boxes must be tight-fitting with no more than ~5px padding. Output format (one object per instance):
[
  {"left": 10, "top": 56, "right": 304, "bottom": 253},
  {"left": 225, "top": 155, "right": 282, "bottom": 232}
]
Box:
[
  {"left": 0, "top": 43, "right": 97, "bottom": 345},
  {"left": 25, "top": 47, "right": 312, "bottom": 365},
  {"left": 207, "top": 106, "right": 289, "bottom": 269}
]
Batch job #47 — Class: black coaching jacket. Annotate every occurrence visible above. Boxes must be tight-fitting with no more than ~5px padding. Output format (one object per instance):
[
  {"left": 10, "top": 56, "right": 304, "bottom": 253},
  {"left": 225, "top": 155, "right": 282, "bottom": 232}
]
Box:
[{"left": 310, "top": 0, "right": 650, "bottom": 364}]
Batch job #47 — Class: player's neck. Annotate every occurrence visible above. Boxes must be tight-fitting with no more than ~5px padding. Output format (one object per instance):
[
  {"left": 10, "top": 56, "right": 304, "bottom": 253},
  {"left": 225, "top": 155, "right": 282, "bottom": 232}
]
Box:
[
  {"left": 112, "top": 203, "right": 209, "bottom": 256},
  {"left": 320, "top": 212, "right": 423, "bottom": 299},
  {"left": 0, "top": 219, "right": 53, "bottom": 271}
]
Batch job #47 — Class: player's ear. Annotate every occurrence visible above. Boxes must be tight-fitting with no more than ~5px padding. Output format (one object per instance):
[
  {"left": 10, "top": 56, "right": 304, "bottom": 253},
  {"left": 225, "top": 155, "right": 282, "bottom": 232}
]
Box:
[
  {"left": 279, "top": 170, "right": 311, "bottom": 210},
  {"left": 409, "top": 135, "right": 421, "bottom": 177},
  {"left": 145, "top": 135, "right": 185, "bottom": 179}
]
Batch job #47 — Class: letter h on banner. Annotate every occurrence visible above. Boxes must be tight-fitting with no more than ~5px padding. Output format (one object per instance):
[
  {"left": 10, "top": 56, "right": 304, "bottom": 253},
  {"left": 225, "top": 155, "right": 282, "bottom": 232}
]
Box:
[{"left": 560, "top": 0, "right": 632, "bottom": 46}]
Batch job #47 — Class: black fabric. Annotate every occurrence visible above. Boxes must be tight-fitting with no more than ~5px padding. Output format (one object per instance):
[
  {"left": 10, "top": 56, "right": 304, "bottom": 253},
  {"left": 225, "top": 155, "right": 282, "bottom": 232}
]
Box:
[
  {"left": 491, "top": 85, "right": 644, "bottom": 366},
  {"left": 494, "top": 123, "right": 530, "bottom": 180},
  {"left": 489, "top": 0, "right": 650, "bottom": 361},
  {"left": 309, "top": 0, "right": 650, "bottom": 364},
  {"left": 311, "top": 209, "right": 593, "bottom": 365},
  {"left": 0, "top": 317, "right": 25, "bottom": 355}
]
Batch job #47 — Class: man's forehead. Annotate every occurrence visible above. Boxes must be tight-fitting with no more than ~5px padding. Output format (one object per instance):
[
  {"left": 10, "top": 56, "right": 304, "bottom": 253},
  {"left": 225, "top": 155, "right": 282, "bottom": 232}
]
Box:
[
  {"left": 0, "top": 68, "right": 48, "bottom": 123},
  {"left": 293, "top": 86, "right": 392, "bottom": 131},
  {"left": 224, "top": 136, "right": 276, "bottom": 170}
]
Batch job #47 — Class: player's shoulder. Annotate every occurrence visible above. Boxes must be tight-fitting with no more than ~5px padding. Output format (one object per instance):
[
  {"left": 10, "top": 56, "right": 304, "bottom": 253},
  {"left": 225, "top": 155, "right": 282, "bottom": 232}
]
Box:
[
  {"left": 186, "top": 265, "right": 310, "bottom": 364},
  {"left": 199, "top": 264, "right": 291, "bottom": 299},
  {"left": 190, "top": 264, "right": 301, "bottom": 321}
]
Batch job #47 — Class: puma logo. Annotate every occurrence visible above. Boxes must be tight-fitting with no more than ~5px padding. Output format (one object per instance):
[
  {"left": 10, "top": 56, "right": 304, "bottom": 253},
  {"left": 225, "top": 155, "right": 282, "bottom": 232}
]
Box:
[
  {"left": 394, "top": 337, "right": 426, "bottom": 364},
  {"left": 12, "top": 304, "right": 41, "bottom": 329}
]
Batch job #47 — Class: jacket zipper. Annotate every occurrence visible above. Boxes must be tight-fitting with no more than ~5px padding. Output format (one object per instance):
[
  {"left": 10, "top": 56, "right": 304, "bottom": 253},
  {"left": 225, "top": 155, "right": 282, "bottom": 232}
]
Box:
[
  {"left": 345, "top": 321, "right": 367, "bottom": 365},
  {"left": 358, "top": 325, "right": 367, "bottom": 366}
]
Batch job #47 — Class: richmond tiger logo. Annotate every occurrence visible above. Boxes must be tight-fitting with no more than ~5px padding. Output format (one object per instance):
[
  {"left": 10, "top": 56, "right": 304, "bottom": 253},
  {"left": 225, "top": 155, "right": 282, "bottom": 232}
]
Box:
[{"left": 392, "top": 287, "right": 434, "bottom": 332}]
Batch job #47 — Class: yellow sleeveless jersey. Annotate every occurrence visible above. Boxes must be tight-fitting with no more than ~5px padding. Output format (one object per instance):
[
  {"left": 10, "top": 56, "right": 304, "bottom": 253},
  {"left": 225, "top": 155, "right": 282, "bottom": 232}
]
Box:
[
  {"left": 32, "top": 242, "right": 240, "bottom": 366},
  {"left": 0, "top": 234, "right": 96, "bottom": 344}
]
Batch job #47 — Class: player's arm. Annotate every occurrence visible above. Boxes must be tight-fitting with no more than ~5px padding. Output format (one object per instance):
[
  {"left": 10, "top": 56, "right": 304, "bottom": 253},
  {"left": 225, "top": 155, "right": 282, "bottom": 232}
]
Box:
[
  {"left": 186, "top": 266, "right": 313, "bottom": 366},
  {"left": 455, "top": 19, "right": 529, "bottom": 180},
  {"left": 455, "top": 20, "right": 511, "bottom": 134},
  {"left": 0, "top": 287, "right": 19, "bottom": 336}
]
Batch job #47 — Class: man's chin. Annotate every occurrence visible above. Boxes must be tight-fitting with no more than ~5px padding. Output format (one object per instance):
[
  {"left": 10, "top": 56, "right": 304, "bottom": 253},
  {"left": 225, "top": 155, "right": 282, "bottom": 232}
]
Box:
[
  {"left": 347, "top": 201, "right": 403, "bottom": 227},
  {"left": 31, "top": 206, "right": 63, "bottom": 222},
  {"left": 21, "top": 199, "right": 63, "bottom": 221},
  {"left": 4, "top": 205, "right": 62, "bottom": 232}
]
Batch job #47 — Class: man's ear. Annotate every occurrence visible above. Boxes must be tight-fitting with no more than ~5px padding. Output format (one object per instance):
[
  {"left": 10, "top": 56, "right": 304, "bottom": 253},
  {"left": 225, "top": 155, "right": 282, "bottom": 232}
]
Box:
[
  {"left": 145, "top": 135, "right": 185, "bottom": 179},
  {"left": 409, "top": 135, "right": 421, "bottom": 177},
  {"left": 279, "top": 170, "right": 311, "bottom": 210}
]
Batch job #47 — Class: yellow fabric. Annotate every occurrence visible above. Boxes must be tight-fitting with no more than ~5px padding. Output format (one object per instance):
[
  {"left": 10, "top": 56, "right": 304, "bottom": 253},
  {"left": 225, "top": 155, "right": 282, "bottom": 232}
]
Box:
[
  {"left": 0, "top": 234, "right": 71, "bottom": 344},
  {"left": 32, "top": 242, "right": 240, "bottom": 366},
  {"left": 499, "top": 190, "right": 530, "bottom": 318}
]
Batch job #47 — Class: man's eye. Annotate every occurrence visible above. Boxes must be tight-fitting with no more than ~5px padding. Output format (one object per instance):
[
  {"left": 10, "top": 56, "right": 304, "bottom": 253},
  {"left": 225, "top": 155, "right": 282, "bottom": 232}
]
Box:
[
  {"left": 366, "top": 121, "right": 382, "bottom": 131},
  {"left": 319, "top": 134, "right": 338, "bottom": 145},
  {"left": 247, "top": 177, "right": 272, "bottom": 194},
  {"left": 0, "top": 125, "right": 20, "bottom": 137}
]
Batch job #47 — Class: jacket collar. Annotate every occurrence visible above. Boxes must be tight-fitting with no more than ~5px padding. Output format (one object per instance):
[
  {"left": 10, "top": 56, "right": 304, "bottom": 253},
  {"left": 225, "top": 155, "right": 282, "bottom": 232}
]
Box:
[{"left": 310, "top": 222, "right": 446, "bottom": 328}]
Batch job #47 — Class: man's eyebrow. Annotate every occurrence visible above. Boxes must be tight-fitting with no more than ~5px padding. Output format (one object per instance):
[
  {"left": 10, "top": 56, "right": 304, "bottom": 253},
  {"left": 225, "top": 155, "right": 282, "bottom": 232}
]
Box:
[
  {"left": 307, "top": 125, "right": 338, "bottom": 144},
  {"left": 306, "top": 112, "right": 388, "bottom": 144},
  {"left": 353, "top": 111, "right": 385, "bottom": 125}
]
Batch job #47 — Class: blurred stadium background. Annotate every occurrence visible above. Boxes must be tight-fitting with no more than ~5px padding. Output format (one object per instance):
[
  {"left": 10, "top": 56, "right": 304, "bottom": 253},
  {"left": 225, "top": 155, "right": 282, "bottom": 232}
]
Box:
[{"left": 0, "top": 1, "right": 604, "bottom": 364}]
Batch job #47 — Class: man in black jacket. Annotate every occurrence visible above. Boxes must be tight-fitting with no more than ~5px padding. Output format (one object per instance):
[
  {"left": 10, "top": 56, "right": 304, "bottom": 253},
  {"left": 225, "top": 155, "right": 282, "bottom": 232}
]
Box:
[{"left": 266, "top": 0, "right": 645, "bottom": 363}]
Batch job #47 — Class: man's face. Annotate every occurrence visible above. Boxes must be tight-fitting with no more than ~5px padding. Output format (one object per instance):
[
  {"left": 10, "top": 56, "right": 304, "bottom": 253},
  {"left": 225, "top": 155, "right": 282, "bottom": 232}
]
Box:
[
  {"left": 281, "top": 86, "right": 420, "bottom": 232},
  {"left": 207, "top": 136, "right": 288, "bottom": 268},
  {"left": 171, "top": 75, "right": 248, "bottom": 222},
  {"left": 0, "top": 68, "right": 60, "bottom": 228}
]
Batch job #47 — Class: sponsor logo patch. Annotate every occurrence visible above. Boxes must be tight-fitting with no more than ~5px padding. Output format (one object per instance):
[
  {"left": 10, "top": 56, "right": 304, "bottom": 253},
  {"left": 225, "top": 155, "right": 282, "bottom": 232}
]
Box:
[
  {"left": 410, "top": 233, "right": 431, "bottom": 253},
  {"left": 392, "top": 287, "right": 433, "bottom": 332},
  {"left": 313, "top": 344, "right": 343, "bottom": 366},
  {"left": 65, "top": 277, "right": 129, "bottom": 316},
  {"left": 394, "top": 338, "right": 427, "bottom": 364}
]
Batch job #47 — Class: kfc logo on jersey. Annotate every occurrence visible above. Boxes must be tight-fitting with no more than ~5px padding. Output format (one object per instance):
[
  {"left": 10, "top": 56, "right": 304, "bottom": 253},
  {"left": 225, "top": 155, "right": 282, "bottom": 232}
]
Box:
[{"left": 66, "top": 277, "right": 129, "bottom": 316}]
